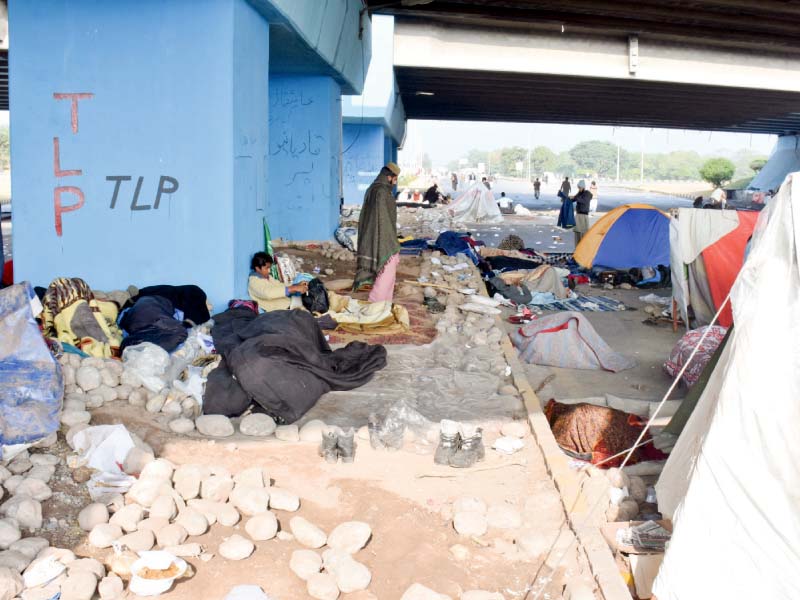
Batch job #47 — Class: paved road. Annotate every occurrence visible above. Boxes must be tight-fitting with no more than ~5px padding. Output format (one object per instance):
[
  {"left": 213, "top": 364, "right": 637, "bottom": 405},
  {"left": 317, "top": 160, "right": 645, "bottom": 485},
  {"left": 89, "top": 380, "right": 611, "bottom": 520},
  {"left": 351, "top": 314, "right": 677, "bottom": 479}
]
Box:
[{"left": 434, "top": 177, "right": 693, "bottom": 211}]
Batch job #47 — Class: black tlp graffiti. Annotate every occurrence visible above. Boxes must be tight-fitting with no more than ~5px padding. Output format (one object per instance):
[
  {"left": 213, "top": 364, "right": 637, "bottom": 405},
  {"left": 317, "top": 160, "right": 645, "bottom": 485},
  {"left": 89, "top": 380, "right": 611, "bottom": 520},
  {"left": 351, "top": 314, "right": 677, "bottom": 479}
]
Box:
[{"left": 106, "top": 175, "right": 179, "bottom": 210}]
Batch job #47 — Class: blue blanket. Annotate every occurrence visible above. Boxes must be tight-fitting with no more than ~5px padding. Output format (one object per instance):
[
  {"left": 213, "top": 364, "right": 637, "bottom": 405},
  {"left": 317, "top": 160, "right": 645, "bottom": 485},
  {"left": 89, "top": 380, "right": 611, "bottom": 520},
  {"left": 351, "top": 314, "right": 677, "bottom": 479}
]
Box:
[{"left": 557, "top": 191, "right": 575, "bottom": 229}]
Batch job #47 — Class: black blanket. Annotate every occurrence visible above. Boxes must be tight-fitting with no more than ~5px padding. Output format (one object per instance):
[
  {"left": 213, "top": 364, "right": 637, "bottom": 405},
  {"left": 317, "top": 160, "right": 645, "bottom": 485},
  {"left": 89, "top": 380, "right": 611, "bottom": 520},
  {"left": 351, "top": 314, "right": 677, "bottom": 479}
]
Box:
[
  {"left": 132, "top": 284, "right": 210, "bottom": 325},
  {"left": 203, "top": 309, "right": 388, "bottom": 423},
  {"left": 119, "top": 295, "right": 188, "bottom": 353}
]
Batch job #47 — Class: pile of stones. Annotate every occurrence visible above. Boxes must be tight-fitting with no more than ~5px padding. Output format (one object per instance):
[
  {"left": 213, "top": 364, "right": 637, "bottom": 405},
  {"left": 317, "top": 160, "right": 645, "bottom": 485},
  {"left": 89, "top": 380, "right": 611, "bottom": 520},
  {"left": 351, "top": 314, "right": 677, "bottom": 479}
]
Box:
[
  {"left": 605, "top": 467, "right": 653, "bottom": 522},
  {"left": 318, "top": 241, "right": 354, "bottom": 263}
]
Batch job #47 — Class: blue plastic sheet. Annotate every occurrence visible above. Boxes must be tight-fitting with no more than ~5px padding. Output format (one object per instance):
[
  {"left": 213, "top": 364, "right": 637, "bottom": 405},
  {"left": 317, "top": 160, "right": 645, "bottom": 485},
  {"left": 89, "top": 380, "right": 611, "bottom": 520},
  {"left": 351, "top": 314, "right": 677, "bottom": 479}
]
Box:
[{"left": 0, "top": 282, "right": 62, "bottom": 449}]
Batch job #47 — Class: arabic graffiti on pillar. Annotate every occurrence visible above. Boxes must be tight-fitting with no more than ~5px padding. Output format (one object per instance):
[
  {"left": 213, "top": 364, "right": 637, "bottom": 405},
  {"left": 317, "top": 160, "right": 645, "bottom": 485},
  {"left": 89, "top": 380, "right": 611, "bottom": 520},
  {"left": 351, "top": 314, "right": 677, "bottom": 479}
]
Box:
[{"left": 51, "top": 92, "right": 181, "bottom": 236}]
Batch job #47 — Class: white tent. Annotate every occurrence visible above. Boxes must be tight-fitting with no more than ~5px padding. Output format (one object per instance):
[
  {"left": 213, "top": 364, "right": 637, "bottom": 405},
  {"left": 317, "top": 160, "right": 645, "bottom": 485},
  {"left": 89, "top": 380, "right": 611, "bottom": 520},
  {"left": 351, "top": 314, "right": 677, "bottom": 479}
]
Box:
[
  {"left": 448, "top": 183, "right": 503, "bottom": 224},
  {"left": 654, "top": 173, "right": 800, "bottom": 599}
]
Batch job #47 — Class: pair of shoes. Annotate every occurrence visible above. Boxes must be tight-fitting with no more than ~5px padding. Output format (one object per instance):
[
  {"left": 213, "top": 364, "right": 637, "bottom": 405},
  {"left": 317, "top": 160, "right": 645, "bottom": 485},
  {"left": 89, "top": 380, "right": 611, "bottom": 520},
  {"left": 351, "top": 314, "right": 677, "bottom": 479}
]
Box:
[
  {"left": 424, "top": 296, "right": 446, "bottom": 313},
  {"left": 319, "top": 428, "right": 356, "bottom": 464},
  {"left": 434, "top": 420, "right": 485, "bottom": 468}
]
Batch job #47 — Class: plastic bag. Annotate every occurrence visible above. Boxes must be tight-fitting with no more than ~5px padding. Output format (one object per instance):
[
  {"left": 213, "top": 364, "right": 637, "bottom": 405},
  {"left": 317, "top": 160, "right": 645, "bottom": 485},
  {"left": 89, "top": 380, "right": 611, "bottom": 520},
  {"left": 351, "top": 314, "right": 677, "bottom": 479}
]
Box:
[
  {"left": 72, "top": 424, "right": 137, "bottom": 500},
  {"left": 368, "top": 398, "right": 433, "bottom": 451},
  {"left": 122, "top": 342, "right": 170, "bottom": 392},
  {"left": 302, "top": 278, "right": 329, "bottom": 314}
]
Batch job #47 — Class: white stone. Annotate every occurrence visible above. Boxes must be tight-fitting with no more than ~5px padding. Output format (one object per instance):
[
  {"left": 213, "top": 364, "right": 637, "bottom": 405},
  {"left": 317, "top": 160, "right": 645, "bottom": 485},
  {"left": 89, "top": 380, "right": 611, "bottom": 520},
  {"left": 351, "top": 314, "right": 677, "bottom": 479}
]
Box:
[
  {"left": 229, "top": 486, "right": 269, "bottom": 516},
  {"left": 99, "top": 368, "right": 119, "bottom": 388},
  {"left": 0, "top": 467, "right": 10, "bottom": 485},
  {"left": 60, "top": 410, "right": 91, "bottom": 429},
  {"left": 36, "top": 546, "right": 75, "bottom": 564},
  {"left": 32, "top": 432, "right": 58, "bottom": 450},
  {"left": 289, "top": 549, "right": 322, "bottom": 580},
  {"left": 461, "top": 592, "right": 504, "bottom": 600},
  {"left": 155, "top": 524, "right": 188, "bottom": 548},
  {"left": 453, "top": 512, "right": 488, "bottom": 537},
  {"left": 486, "top": 505, "right": 522, "bottom": 530},
  {"left": 244, "top": 512, "right": 278, "bottom": 541},
  {"left": 452, "top": 496, "right": 487, "bottom": 515},
  {"left": 78, "top": 503, "right": 109, "bottom": 531},
  {"left": 120, "top": 369, "right": 142, "bottom": 388},
  {"left": 401, "top": 583, "right": 452, "bottom": 600},
  {"left": 95, "top": 385, "right": 118, "bottom": 404},
  {"left": 173, "top": 464, "right": 209, "bottom": 500},
  {"left": 26, "top": 465, "right": 55, "bottom": 483},
  {"left": 161, "top": 401, "right": 183, "bottom": 416},
  {"left": 322, "top": 550, "right": 371, "bottom": 593},
  {"left": 275, "top": 424, "right": 300, "bottom": 442},
  {"left": 306, "top": 572, "right": 339, "bottom": 600},
  {"left": 65, "top": 424, "right": 89, "bottom": 450},
  {"left": 3, "top": 498, "right": 42, "bottom": 531},
  {"left": 298, "top": 420, "right": 327, "bottom": 442},
  {"left": 169, "top": 418, "right": 195, "bottom": 434},
  {"left": 126, "top": 478, "right": 170, "bottom": 507},
  {"left": 62, "top": 365, "right": 76, "bottom": 387},
  {"left": 60, "top": 570, "right": 97, "bottom": 600},
  {"left": 75, "top": 366, "right": 101, "bottom": 392},
  {"left": 219, "top": 534, "right": 254, "bottom": 561},
  {"left": 201, "top": 475, "right": 234, "bottom": 503},
  {"left": 13, "top": 479, "right": 51, "bottom": 502},
  {"left": 8, "top": 537, "right": 48, "bottom": 560},
  {"left": 135, "top": 517, "right": 170, "bottom": 534},
  {"left": 63, "top": 398, "right": 86, "bottom": 412},
  {"left": 449, "top": 544, "right": 470, "bottom": 561},
  {"left": 499, "top": 422, "right": 527, "bottom": 438},
  {"left": 326, "top": 521, "right": 371, "bottom": 554},
  {"left": 290, "top": 516, "right": 327, "bottom": 549},
  {"left": 268, "top": 488, "right": 300, "bottom": 512},
  {"left": 161, "top": 543, "right": 202, "bottom": 558},
  {"left": 195, "top": 415, "right": 234, "bottom": 438},
  {"left": 88, "top": 524, "right": 122, "bottom": 549},
  {"left": 217, "top": 503, "right": 241, "bottom": 527},
  {"left": 121, "top": 447, "right": 155, "bottom": 477},
  {"left": 117, "top": 530, "right": 154, "bottom": 553},
  {"left": 628, "top": 476, "right": 647, "bottom": 503},
  {"left": 0, "top": 567, "right": 23, "bottom": 600},
  {"left": 175, "top": 509, "right": 208, "bottom": 537},
  {"left": 67, "top": 557, "right": 105, "bottom": 580},
  {"left": 145, "top": 393, "right": 166, "bottom": 413},
  {"left": 127, "top": 388, "right": 147, "bottom": 407},
  {"left": 139, "top": 458, "right": 174, "bottom": 481},
  {"left": 606, "top": 467, "right": 630, "bottom": 489},
  {"left": 98, "top": 574, "right": 124, "bottom": 599},
  {"left": 0, "top": 550, "right": 30, "bottom": 572},
  {"left": 108, "top": 503, "right": 143, "bottom": 533},
  {"left": 233, "top": 467, "right": 266, "bottom": 489},
  {"left": 239, "top": 414, "right": 277, "bottom": 437},
  {"left": 148, "top": 495, "right": 177, "bottom": 521},
  {"left": 114, "top": 384, "right": 133, "bottom": 401}
]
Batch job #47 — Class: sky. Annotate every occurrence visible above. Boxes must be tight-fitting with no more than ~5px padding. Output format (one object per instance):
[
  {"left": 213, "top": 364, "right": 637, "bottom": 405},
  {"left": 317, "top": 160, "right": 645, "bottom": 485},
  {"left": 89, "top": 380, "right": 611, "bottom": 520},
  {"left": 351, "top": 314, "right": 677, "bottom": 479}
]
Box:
[{"left": 399, "top": 120, "right": 777, "bottom": 167}]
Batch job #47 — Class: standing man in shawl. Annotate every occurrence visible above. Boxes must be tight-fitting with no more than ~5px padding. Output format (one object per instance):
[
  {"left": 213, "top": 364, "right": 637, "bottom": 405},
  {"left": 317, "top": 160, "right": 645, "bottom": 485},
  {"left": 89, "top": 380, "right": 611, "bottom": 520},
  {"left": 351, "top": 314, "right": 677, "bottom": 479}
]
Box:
[{"left": 353, "top": 162, "right": 401, "bottom": 302}]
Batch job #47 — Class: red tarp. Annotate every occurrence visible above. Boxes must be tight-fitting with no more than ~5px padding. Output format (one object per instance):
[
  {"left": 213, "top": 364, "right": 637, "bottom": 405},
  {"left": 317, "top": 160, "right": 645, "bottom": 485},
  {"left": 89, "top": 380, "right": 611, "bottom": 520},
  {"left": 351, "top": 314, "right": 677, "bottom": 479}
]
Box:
[{"left": 701, "top": 212, "right": 759, "bottom": 327}]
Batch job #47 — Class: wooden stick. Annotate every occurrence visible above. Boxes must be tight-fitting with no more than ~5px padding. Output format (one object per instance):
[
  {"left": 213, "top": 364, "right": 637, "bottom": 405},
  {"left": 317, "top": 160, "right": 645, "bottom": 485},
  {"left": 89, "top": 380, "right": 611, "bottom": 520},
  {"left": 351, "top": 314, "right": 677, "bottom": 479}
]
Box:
[{"left": 402, "top": 280, "right": 462, "bottom": 292}]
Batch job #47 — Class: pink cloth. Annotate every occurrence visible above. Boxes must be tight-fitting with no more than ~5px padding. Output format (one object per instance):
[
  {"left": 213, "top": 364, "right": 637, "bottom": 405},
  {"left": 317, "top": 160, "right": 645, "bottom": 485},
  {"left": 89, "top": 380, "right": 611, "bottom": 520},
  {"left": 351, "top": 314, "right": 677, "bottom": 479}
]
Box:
[{"left": 368, "top": 253, "right": 399, "bottom": 303}]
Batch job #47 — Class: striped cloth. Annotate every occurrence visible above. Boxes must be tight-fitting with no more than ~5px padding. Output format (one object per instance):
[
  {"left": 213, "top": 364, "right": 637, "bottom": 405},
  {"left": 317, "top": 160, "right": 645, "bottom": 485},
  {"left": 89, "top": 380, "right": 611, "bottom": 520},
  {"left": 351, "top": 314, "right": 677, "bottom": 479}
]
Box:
[{"left": 536, "top": 295, "right": 628, "bottom": 312}]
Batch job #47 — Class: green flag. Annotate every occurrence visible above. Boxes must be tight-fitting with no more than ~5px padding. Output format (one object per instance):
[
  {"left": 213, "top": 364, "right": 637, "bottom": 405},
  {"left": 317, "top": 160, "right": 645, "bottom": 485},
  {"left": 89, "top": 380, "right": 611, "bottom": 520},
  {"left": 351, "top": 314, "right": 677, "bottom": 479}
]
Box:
[{"left": 263, "top": 217, "right": 279, "bottom": 279}]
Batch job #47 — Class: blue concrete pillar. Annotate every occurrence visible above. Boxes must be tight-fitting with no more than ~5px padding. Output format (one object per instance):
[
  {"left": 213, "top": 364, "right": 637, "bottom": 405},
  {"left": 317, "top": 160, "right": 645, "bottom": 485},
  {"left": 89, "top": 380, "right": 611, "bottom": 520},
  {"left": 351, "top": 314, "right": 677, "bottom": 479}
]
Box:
[
  {"left": 342, "top": 124, "right": 384, "bottom": 205},
  {"left": 268, "top": 75, "right": 342, "bottom": 240},
  {"left": 9, "top": 0, "right": 269, "bottom": 310},
  {"left": 384, "top": 135, "right": 398, "bottom": 167}
]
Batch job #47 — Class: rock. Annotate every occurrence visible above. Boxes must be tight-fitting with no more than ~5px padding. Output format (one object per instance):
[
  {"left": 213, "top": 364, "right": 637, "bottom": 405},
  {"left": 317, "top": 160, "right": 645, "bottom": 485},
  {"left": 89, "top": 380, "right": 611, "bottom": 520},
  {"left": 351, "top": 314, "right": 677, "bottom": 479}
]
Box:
[
  {"left": 26, "top": 465, "right": 56, "bottom": 483},
  {"left": 606, "top": 467, "right": 630, "bottom": 489},
  {"left": 6, "top": 458, "right": 31, "bottom": 476},
  {"left": 327, "top": 521, "right": 371, "bottom": 554},
  {"left": 66, "top": 424, "right": 89, "bottom": 450},
  {"left": 84, "top": 393, "right": 104, "bottom": 409},
  {"left": 245, "top": 512, "right": 278, "bottom": 541},
  {"left": 2, "top": 477, "right": 22, "bottom": 495},
  {"left": 195, "top": 415, "right": 234, "bottom": 438},
  {"left": 0, "top": 550, "right": 30, "bottom": 572},
  {"left": 173, "top": 464, "right": 208, "bottom": 500},
  {"left": 298, "top": 420, "right": 327, "bottom": 442},
  {"left": 307, "top": 572, "right": 340, "bottom": 600},
  {"left": 64, "top": 398, "right": 86, "bottom": 412},
  {"left": 3, "top": 498, "right": 42, "bottom": 531},
  {"left": 117, "top": 530, "right": 154, "bottom": 552},
  {"left": 175, "top": 509, "right": 208, "bottom": 537},
  {"left": 609, "top": 499, "right": 639, "bottom": 522},
  {"left": 169, "top": 418, "right": 195, "bottom": 434},
  {"left": 98, "top": 574, "right": 124, "bottom": 599},
  {"left": 60, "top": 570, "right": 97, "bottom": 600},
  {"left": 120, "top": 369, "right": 142, "bottom": 388},
  {"left": 108, "top": 504, "right": 143, "bottom": 533},
  {"left": 452, "top": 496, "right": 487, "bottom": 515},
  {"left": 78, "top": 503, "right": 109, "bottom": 531},
  {"left": 461, "top": 592, "right": 504, "bottom": 600},
  {"left": 234, "top": 467, "right": 266, "bottom": 488},
  {"left": 155, "top": 524, "right": 188, "bottom": 548},
  {"left": 67, "top": 557, "right": 105, "bottom": 580},
  {"left": 486, "top": 505, "right": 522, "bottom": 530},
  {"left": 136, "top": 517, "right": 170, "bottom": 534},
  {"left": 95, "top": 385, "right": 117, "bottom": 404},
  {"left": 400, "top": 583, "right": 452, "bottom": 600},
  {"left": 268, "top": 488, "right": 299, "bottom": 512},
  {"left": 161, "top": 400, "right": 183, "bottom": 416},
  {"left": 217, "top": 503, "right": 241, "bottom": 527},
  {"left": 201, "top": 475, "right": 234, "bottom": 503},
  {"left": 36, "top": 546, "right": 75, "bottom": 563},
  {"left": 162, "top": 543, "right": 202, "bottom": 558},
  {"left": 275, "top": 424, "right": 300, "bottom": 442},
  {"left": 323, "top": 550, "right": 371, "bottom": 593},
  {"left": 290, "top": 549, "right": 322, "bottom": 580},
  {"left": 60, "top": 410, "right": 91, "bottom": 428},
  {"left": 21, "top": 582, "right": 62, "bottom": 600},
  {"left": 114, "top": 384, "right": 133, "bottom": 401},
  {"left": 126, "top": 478, "right": 170, "bottom": 507},
  {"left": 13, "top": 479, "right": 51, "bottom": 501},
  {"left": 449, "top": 544, "right": 470, "bottom": 561},
  {"left": 0, "top": 567, "right": 23, "bottom": 600},
  {"left": 75, "top": 366, "right": 101, "bottom": 392},
  {"left": 88, "top": 524, "right": 122, "bottom": 548},
  {"left": 0, "top": 468, "right": 9, "bottom": 486},
  {"left": 239, "top": 414, "right": 277, "bottom": 437},
  {"left": 99, "top": 368, "right": 119, "bottom": 388},
  {"left": 127, "top": 388, "right": 147, "bottom": 407},
  {"left": 290, "top": 516, "right": 327, "bottom": 549},
  {"left": 149, "top": 495, "right": 177, "bottom": 520},
  {"left": 121, "top": 447, "right": 155, "bottom": 477},
  {"left": 8, "top": 537, "right": 48, "bottom": 560},
  {"left": 145, "top": 393, "right": 166, "bottom": 413},
  {"left": 628, "top": 476, "right": 647, "bottom": 503},
  {"left": 229, "top": 486, "right": 269, "bottom": 516},
  {"left": 453, "top": 512, "right": 488, "bottom": 537},
  {"left": 219, "top": 534, "right": 254, "bottom": 561},
  {"left": 139, "top": 458, "right": 174, "bottom": 481},
  {"left": 499, "top": 421, "right": 526, "bottom": 438}
]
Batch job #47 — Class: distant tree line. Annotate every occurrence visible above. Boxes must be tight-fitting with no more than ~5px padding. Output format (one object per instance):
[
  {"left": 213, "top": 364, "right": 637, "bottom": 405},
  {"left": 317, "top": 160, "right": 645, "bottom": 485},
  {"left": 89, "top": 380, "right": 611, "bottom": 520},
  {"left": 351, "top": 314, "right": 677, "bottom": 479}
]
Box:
[{"left": 446, "top": 140, "right": 767, "bottom": 183}]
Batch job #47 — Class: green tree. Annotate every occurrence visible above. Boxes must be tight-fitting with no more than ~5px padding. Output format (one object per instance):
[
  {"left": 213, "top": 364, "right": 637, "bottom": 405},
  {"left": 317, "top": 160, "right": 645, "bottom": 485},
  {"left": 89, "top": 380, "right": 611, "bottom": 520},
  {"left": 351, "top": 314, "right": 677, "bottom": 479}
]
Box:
[
  {"left": 569, "top": 140, "right": 618, "bottom": 177},
  {"left": 699, "top": 158, "right": 735, "bottom": 187},
  {"left": 495, "top": 146, "right": 527, "bottom": 176},
  {"left": 466, "top": 149, "right": 488, "bottom": 167},
  {"left": 749, "top": 158, "right": 767, "bottom": 173},
  {"left": 654, "top": 151, "right": 704, "bottom": 180},
  {"left": 530, "top": 145, "right": 556, "bottom": 174},
  {"left": 553, "top": 151, "right": 577, "bottom": 177}
]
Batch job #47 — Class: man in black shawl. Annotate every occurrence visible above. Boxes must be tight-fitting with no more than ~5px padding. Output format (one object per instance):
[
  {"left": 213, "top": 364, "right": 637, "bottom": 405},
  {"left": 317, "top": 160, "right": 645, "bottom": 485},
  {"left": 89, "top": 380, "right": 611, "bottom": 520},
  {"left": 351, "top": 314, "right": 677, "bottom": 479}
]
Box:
[{"left": 353, "top": 162, "right": 401, "bottom": 302}]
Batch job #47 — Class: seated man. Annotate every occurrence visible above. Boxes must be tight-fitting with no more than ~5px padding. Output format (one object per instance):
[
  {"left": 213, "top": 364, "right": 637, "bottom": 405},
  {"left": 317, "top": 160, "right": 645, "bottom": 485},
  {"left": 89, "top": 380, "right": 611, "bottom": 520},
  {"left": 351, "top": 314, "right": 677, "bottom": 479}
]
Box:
[
  {"left": 498, "top": 191, "right": 513, "bottom": 210},
  {"left": 247, "top": 251, "right": 308, "bottom": 312},
  {"left": 424, "top": 183, "right": 442, "bottom": 204}
]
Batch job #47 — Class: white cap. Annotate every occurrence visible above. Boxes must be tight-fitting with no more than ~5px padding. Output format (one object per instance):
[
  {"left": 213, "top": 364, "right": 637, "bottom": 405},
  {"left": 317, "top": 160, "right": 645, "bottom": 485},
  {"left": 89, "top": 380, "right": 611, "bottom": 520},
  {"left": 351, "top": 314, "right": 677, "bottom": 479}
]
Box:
[{"left": 577, "top": 179, "right": 586, "bottom": 189}]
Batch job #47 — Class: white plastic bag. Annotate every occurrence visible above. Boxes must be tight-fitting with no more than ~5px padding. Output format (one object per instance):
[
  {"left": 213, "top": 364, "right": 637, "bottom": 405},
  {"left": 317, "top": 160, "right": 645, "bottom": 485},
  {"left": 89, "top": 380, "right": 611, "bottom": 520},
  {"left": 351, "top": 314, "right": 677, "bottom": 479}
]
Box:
[{"left": 123, "top": 342, "right": 170, "bottom": 392}]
